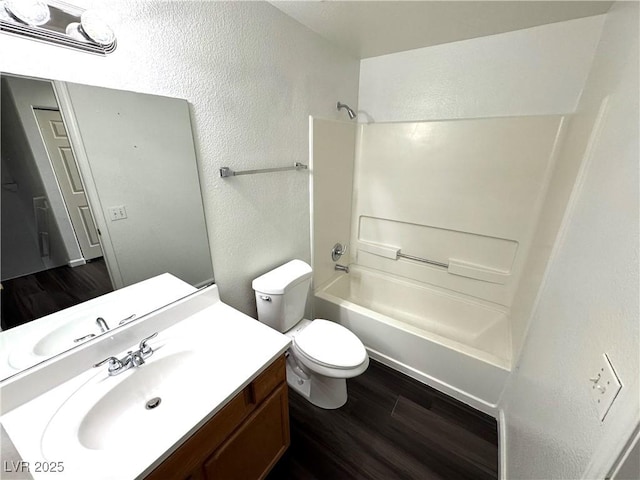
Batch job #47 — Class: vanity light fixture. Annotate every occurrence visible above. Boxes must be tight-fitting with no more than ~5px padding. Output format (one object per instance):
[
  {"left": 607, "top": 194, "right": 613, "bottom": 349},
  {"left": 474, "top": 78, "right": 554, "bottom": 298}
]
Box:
[{"left": 0, "top": 0, "right": 116, "bottom": 54}]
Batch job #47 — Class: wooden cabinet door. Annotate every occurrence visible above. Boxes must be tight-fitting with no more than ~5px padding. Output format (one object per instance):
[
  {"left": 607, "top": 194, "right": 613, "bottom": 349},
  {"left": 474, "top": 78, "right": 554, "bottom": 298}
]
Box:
[
  {"left": 204, "top": 383, "right": 290, "bottom": 480},
  {"left": 182, "top": 469, "right": 205, "bottom": 480},
  {"left": 145, "top": 388, "right": 255, "bottom": 480}
]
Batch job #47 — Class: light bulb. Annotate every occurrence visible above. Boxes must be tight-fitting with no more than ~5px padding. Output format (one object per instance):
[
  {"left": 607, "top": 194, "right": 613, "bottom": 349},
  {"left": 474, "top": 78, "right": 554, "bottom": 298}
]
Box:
[
  {"left": 79, "top": 10, "right": 115, "bottom": 46},
  {"left": 5, "top": 0, "right": 50, "bottom": 26},
  {"left": 65, "top": 22, "right": 89, "bottom": 42}
]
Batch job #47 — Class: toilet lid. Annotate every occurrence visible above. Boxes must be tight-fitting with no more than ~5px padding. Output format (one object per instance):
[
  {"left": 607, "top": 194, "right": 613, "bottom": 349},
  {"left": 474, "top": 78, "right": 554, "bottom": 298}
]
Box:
[{"left": 293, "top": 319, "right": 367, "bottom": 369}]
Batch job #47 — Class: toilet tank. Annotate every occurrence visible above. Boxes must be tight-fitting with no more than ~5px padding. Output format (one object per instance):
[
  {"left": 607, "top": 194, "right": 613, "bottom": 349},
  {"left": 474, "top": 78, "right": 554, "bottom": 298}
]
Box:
[{"left": 252, "top": 260, "right": 312, "bottom": 332}]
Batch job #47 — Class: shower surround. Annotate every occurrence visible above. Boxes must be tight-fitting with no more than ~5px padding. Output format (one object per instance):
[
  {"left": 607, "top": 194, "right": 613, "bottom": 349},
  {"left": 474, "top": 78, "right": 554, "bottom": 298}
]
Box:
[{"left": 310, "top": 115, "right": 569, "bottom": 412}]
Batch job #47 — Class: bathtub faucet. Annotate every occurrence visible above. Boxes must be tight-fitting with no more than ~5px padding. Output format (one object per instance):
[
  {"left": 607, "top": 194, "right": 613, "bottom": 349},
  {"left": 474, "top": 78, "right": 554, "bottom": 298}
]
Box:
[{"left": 335, "top": 264, "right": 349, "bottom": 274}]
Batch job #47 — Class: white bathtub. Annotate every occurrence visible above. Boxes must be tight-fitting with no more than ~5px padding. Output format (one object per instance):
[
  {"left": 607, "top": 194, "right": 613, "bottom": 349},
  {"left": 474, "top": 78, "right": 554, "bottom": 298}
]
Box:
[{"left": 314, "top": 266, "right": 511, "bottom": 414}]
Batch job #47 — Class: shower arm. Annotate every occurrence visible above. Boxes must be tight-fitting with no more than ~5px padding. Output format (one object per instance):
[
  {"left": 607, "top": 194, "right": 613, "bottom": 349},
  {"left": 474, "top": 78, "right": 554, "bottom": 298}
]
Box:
[{"left": 337, "top": 101, "right": 357, "bottom": 120}]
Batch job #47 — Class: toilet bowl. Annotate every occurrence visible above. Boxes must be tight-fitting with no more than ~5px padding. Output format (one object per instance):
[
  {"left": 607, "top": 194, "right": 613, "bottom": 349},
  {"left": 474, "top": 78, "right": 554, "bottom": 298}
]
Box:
[
  {"left": 252, "top": 260, "right": 369, "bottom": 409},
  {"left": 285, "top": 318, "right": 369, "bottom": 409}
]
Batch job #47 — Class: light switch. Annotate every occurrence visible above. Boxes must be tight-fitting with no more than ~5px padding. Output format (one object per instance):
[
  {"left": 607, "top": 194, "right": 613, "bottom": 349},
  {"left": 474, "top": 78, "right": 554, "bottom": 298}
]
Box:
[
  {"left": 108, "top": 205, "right": 127, "bottom": 221},
  {"left": 590, "top": 353, "right": 622, "bottom": 421}
]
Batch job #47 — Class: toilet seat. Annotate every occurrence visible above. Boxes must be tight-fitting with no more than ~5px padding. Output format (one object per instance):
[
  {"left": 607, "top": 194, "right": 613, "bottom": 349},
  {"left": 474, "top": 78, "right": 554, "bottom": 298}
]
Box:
[{"left": 293, "top": 319, "right": 367, "bottom": 370}]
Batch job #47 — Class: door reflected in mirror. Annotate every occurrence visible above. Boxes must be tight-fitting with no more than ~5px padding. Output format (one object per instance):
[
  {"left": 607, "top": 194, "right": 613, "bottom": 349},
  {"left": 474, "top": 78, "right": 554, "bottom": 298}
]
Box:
[{"left": 0, "top": 74, "right": 214, "bottom": 380}]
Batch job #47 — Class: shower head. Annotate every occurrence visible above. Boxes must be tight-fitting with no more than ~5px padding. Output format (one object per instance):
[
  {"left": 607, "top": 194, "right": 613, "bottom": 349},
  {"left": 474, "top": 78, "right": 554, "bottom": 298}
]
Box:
[{"left": 337, "top": 101, "right": 357, "bottom": 120}]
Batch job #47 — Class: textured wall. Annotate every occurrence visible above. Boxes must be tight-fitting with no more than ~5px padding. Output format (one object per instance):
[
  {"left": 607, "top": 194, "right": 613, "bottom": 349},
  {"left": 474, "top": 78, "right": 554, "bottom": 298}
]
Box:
[
  {"left": 359, "top": 15, "right": 604, "bottom": 122},
  {"left": 0, "top": 1, "right": 360, "bottom": 315},
  {"left": 500, "top": 2, "right": 639, "bottom": 478}
]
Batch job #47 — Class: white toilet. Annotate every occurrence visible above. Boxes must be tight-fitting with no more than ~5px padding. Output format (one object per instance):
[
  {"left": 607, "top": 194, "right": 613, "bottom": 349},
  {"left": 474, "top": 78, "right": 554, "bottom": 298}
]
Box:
[{"left": 252, "top": 259, "right": 369, "bottom": 409}]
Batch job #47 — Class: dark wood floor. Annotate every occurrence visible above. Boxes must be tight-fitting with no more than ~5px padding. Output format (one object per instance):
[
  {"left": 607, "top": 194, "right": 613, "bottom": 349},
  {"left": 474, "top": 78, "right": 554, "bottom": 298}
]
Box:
[
  {"left": 1, "top": 258, "right": 113, "bottom": 330},
  {"left": 268, "top": 360, "right": 498, "bottom": 480}
]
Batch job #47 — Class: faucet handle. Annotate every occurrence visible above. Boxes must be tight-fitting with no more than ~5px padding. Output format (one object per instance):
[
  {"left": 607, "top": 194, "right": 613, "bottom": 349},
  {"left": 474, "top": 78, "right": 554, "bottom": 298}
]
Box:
[
  {"left": 94, "top": 356, "right": 123, "bottom": 374},
  {"left": 118, "top": 314, "right": 137, "bottom": 326},
  {"left": 139, "top": 332, "right": 158, "bottom": 356},
  {"left": 73, "top": 333, "right": 96, "bottom": 343},
  {"left": 331, "top": 242, "right": 348, "bottom": 261}
]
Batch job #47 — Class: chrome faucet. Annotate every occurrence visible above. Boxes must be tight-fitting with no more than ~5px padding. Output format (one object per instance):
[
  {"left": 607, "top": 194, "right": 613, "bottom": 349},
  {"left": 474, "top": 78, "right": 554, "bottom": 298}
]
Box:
[
  {"left": 94, "top": 332, "right": 158, "bottom": 376},
  {"left": 96, "top": 317, "right": 110, "bottom": 333},
  {"left": 124, "top": 349, "right": 146, "bottom": 369},
  {"left": 73, "top": 316, "right": 109, "bottom": 343},
  {"left": 335, "top": 264, "right": 350, "bottom": 273}
]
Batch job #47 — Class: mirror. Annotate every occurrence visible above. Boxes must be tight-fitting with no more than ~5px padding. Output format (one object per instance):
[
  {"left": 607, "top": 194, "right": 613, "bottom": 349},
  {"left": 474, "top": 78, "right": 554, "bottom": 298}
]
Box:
[{"left": 0, "top": 74, "right": 214, "bottom": 380}]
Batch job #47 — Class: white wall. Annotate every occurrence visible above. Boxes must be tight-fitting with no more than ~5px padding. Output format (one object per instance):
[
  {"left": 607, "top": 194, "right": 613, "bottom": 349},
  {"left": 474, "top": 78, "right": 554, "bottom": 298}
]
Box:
[
  {"left": 63, "top": 83, "right": 214, "bottom": 289},
  {"left": 359, "top": 15, "right": 604, "bottom": 122},
  {"left": 0, "top": 1, "right": 360, "bottom": 316},
  {"left": 1, "top": 77, "right": 83, "bottom": 273},
  {"left": 500, "top": 2, "right": 639, "bottom": 479},
  {"left": 310, "top": 118, "right": 356, "bottom": 289},
  {"left": 1, "top": 87, "right": 45, "bottom": 280}
]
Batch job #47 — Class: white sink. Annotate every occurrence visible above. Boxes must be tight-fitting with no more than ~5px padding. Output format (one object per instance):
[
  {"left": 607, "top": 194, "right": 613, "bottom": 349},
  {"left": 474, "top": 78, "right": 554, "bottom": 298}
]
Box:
[
  {"left": 33, "top": 321, "right": 99, "bottom": 357},
  {"left": 8, "top": 315, "right": 99, "bottom": 370},
  {"left": 74, "top": 351, "right": 196, "bottom": 450},
  {"left": 41, "top": 340, "right": 225, "bottom": 467}
]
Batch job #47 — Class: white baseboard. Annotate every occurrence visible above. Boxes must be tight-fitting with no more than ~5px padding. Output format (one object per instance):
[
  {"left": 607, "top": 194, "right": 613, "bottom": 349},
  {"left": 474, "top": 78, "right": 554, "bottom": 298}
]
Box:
[
  {"left": 498, "top": 409, "right": 508, "bottom": 480},
  {"left": 68, "top": 258, "right": 86, "bottom": 268}
]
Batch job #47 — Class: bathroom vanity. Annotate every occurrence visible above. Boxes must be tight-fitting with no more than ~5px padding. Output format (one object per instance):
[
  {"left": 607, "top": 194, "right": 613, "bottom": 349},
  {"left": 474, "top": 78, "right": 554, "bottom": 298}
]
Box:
[
  {"left": 147, "top": 355, "right": 288, "bottom": 480},
  {"left": 0, "top": 285, "right": 291, "bottom": 480}
]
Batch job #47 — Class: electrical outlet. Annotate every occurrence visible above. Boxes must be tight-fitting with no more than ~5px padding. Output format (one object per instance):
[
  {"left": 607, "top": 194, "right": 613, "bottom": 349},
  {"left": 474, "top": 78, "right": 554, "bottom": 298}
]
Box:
[
  {"left": 589, "top": 353, "right": 622, "bottom": 421},
  {"left": 107, "top": 205, "right": 128, "bottom": 221}
]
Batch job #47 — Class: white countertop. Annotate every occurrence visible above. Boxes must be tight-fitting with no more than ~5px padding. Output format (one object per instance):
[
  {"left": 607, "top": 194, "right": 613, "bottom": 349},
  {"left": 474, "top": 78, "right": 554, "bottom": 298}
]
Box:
[{"left": 0, "top": 288, "right": 290, "bottom": 480}]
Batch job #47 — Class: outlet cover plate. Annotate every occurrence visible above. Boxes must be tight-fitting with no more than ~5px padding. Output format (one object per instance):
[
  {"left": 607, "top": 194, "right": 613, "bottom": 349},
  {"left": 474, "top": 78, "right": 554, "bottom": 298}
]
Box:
[
  {"left": 108, "top": 205, "right": 127, "bottom": 221},
  {"left": 591, "top": 353, "right": 622, "bottom": 421}
]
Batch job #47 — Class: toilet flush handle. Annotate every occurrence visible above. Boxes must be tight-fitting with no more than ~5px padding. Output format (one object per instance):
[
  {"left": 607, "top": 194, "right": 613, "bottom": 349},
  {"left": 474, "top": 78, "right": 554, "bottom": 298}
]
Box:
[{"left": 259, "top": 295, "right": 272, "bottom": 302}]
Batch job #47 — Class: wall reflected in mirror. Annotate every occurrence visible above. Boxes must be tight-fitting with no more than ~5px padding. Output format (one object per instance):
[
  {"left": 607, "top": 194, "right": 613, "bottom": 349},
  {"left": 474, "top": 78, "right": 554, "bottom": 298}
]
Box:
[{"left": 0, "top": 74, "right": 214, "bottom": 380}]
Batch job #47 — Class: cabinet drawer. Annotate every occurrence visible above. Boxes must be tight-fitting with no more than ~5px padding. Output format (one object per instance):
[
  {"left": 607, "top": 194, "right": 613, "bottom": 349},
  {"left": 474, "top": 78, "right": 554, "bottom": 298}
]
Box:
[{"left": 251, "top": 355, "right": 286, "bottom": 405}]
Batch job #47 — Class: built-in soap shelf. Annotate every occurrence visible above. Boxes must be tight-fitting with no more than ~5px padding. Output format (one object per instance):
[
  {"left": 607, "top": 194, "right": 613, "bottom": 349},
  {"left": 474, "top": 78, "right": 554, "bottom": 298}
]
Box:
[
  {"left": 358, "top": 241, "right": 511, "bottom": 285},
  {"left": 447, "top": 259, "right": 510, "bottom": 284}
]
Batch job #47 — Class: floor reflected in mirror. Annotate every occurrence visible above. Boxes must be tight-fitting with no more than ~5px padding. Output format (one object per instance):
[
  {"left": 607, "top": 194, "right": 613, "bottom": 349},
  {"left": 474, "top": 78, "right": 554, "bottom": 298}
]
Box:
[{"left": 1, "top": 258, "right": 112, "bottom": 330}]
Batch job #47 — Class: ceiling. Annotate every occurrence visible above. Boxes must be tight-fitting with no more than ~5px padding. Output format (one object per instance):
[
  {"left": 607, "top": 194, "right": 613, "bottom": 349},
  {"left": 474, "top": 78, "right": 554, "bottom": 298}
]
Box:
[{"left": 270, "top": 1, "right": 613, "bottom": 59}]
